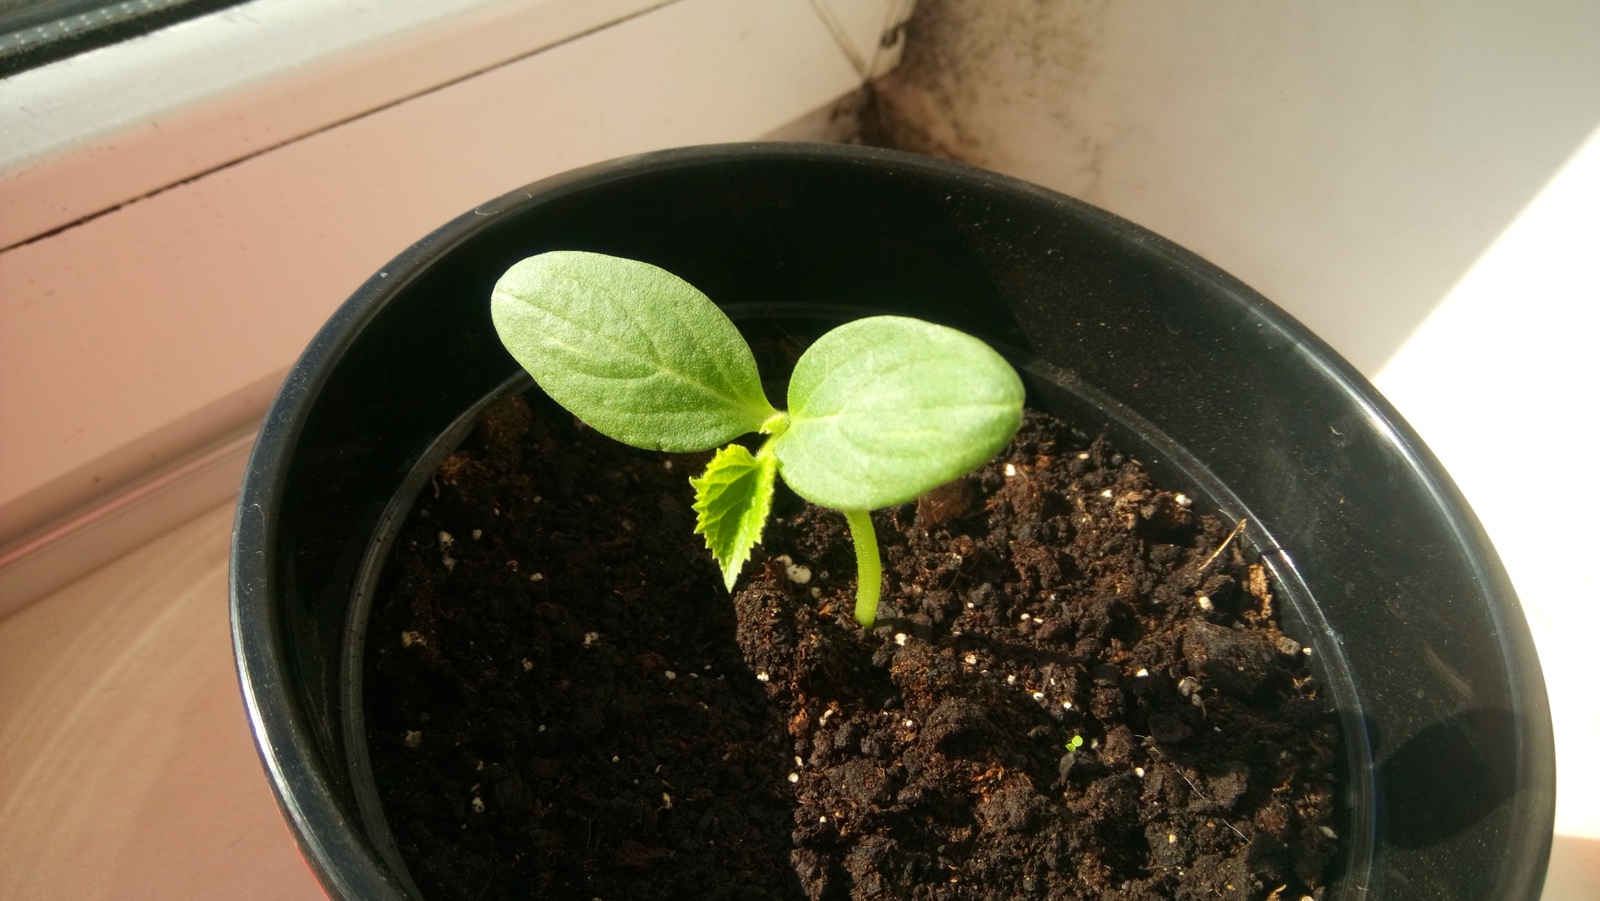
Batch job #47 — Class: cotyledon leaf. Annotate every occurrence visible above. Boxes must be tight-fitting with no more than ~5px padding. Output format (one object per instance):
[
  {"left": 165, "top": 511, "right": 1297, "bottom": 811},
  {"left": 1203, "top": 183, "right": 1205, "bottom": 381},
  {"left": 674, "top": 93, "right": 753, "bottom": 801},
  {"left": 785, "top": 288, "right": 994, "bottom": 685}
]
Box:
[
  {"left": 772, "top": 316, "right": 1024, "bottom": 511},
  {"left": 491, "top": 250, "right": 779, "bottom": 452}
]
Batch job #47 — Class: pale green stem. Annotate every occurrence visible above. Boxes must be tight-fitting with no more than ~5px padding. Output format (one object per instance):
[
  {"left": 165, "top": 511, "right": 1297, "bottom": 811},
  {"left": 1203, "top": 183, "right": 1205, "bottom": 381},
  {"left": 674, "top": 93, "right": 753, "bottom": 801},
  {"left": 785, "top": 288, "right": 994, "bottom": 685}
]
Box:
[{"left": 845, "top": 509, "right": 882, "bottom": 629}]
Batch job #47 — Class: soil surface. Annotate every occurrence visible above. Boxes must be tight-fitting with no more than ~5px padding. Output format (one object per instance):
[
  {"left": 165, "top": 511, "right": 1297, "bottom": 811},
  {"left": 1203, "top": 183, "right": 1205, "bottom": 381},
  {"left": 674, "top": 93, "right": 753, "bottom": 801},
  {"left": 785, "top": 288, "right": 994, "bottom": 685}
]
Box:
[{"left": 365, "top": 391, "right": 1340, "bottom": 901}]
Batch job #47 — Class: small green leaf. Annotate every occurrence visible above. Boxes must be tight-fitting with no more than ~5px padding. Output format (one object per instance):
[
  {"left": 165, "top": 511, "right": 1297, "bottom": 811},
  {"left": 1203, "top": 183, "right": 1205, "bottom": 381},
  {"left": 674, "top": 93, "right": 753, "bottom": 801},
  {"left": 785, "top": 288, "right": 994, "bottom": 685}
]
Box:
[
  {"left": 773, "top": 316, "right": 1024, "bottom": 511},
  {"left": 690, "top": 444, "right": 779, "bottom": 591},
  {"left": 491, "top": 250, "right": 779, "bottom": 452}
]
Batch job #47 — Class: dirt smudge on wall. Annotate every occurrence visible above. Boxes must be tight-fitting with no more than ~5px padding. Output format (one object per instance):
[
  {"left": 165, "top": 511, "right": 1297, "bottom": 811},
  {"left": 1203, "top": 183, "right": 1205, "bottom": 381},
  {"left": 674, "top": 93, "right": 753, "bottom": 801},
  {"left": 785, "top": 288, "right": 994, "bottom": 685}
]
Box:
[{"left": 859, "top": 0, "right": 1115, "bottom": 202}]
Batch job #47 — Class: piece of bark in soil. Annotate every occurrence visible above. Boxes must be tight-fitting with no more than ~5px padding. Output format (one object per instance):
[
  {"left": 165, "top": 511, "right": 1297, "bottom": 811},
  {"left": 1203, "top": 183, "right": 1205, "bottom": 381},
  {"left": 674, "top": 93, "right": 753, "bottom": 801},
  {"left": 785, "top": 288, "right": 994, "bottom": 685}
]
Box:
[{"left": 366, "top": 395, "right": 1340, "bottom": 901}]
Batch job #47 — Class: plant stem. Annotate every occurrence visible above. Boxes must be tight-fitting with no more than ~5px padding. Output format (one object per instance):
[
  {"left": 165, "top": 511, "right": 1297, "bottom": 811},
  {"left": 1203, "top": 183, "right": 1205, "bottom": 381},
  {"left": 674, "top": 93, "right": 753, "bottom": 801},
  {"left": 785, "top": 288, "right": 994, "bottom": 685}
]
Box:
[{"left": 845, "top": 509, "right": 882, "bottom": 629}]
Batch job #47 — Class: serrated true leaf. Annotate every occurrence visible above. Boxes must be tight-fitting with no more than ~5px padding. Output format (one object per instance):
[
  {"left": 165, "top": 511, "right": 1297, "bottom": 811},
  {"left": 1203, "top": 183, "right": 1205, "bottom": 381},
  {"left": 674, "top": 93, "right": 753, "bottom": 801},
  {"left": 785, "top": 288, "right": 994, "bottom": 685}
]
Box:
[
  {"left": 690, "top": 444, "right": 779, "bottom": 591},
  {"left": 772, "top": 316, "right": 1024, "bottom": 511},
  {"left": 491, "top": 250, "right": 778, "bottom": 452}
]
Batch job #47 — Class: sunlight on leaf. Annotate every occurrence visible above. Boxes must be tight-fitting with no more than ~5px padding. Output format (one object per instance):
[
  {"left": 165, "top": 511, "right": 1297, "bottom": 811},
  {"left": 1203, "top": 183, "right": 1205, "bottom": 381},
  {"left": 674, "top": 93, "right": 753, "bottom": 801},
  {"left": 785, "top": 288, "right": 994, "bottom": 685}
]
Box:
[
  {"left": 491, "top": 251, "right": 778, "bottom": 451},
  {"left": 774, "top": 316, "right": 1024, "bottom": 511}
]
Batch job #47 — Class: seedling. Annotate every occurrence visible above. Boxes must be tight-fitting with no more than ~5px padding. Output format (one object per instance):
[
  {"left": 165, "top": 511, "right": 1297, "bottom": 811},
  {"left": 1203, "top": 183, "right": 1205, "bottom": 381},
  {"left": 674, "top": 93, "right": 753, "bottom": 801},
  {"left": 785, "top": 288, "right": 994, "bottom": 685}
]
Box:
[
  {"left": 1065, "top": 734, "right": 1084, "bottom": 753},
  {"left": 491, "top": 250, "right": 1024, "bottom": 629}
]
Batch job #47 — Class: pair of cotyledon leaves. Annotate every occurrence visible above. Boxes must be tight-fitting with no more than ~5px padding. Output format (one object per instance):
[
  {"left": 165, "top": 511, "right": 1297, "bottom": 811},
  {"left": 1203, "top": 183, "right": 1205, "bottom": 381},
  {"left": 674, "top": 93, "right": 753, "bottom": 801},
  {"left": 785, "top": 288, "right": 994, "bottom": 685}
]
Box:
[{"left": 490, "top": 250, "right": 1024, "bottom": 591}]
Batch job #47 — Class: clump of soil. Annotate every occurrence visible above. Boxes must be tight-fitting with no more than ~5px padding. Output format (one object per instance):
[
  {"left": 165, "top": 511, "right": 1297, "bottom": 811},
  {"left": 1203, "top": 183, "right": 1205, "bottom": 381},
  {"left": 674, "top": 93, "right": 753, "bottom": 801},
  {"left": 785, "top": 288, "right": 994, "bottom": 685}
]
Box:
[{"left": 365, "top": 391, "right": 1340, "bottom": 901}]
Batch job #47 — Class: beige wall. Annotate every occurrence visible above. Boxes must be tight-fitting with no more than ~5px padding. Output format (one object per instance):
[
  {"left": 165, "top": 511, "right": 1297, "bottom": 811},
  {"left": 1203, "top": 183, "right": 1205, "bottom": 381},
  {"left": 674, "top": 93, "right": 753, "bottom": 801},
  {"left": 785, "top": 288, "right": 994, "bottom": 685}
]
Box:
[{"left": 870, "top": 0, "right": 1600, "bottom": 375}]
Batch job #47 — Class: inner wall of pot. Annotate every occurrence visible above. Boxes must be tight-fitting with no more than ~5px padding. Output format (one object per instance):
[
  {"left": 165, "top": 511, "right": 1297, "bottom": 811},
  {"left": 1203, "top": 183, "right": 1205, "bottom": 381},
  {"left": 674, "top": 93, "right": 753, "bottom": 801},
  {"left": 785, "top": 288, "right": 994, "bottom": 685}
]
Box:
[
  {"left": 339, "top": 303, "right": 1376, "bottom": 899},
  {"left": 340, "top": 370, "right": 530, "bottom": 901}
]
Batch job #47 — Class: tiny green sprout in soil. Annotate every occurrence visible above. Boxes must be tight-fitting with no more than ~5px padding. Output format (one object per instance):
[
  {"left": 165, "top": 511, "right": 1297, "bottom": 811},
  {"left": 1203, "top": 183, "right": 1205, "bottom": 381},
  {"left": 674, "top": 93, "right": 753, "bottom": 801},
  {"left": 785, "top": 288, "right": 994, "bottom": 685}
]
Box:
[
  {"left": 490, "top": 250, "right": 1024, "bottom": 628},
  {"left": 1066, "top": 734, "right": 1085, "bottom": 753}
]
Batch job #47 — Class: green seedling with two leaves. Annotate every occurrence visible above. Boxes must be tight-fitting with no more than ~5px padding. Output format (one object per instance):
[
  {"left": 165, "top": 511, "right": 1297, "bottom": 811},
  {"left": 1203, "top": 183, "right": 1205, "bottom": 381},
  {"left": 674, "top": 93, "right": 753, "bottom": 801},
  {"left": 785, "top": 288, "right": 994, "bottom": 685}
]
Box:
[{"left": 490, "top": 250, "right": 1024, "bottom": 629}]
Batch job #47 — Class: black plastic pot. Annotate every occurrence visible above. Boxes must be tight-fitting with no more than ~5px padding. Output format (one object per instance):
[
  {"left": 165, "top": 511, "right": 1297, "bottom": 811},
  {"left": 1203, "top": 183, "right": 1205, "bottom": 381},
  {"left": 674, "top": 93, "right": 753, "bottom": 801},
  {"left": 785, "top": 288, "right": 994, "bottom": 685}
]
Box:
[{"left": 230, "top": 143, "right": 1554, "bottom": 900}]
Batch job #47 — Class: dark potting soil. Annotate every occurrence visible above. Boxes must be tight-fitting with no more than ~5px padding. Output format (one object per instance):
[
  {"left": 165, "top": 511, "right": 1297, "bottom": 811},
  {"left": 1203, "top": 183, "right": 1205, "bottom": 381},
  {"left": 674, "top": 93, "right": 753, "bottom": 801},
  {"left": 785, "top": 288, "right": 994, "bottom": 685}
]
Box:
[{"left": 365, "top": 391, "right": 1341, "bottom": 901}]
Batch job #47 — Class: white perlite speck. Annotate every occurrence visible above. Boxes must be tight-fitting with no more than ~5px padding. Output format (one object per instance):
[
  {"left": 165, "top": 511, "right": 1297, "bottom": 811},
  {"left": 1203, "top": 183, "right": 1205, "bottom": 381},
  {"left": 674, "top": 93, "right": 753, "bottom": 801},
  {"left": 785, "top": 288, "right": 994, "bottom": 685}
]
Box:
[
  {"left": 471, "top": 797, "right": 485, "bottom": 813},
  {"left": 471, "top": 529, "right": 482, "bottom": 540},
  {"left": 1004, "top": 463, "right": 1017, "bottom": 477},
  {"left": 583, "top": 632, "right": 600, "bottom": 647},
  {"left": 787, "top": 773, "right": 799, "bottom": 783},
  {"left": 785, "top": 562, "right": 813, "bottom": 584},
  {"left": 521, "top": 659, "right": 533, "bottom": 671},
  {"left": 403, "top": 730, "right": 423, "bottom": 748},
  {"left": 1197, "top": 595, "right": 1214, "bottom": 612},
  {"left": 664, "top": 671, "right": 677, "bottom": 680},
  {"left": 756, "top": 672, "right": 770, "bottom": 683},
  {"left": 530, "top": 572, "right": 544, "bottom": 582},
  {"left": 894, "top": 633, "right": 908, "bottom": 646}
]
